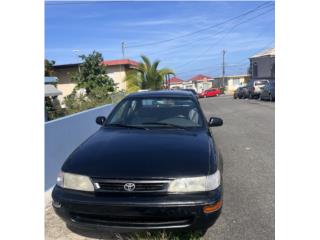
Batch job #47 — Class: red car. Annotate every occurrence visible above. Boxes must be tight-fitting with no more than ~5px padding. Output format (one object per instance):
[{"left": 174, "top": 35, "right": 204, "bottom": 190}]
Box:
[{"left": 198, "top": 88, "right": 221, "bottom": 98}]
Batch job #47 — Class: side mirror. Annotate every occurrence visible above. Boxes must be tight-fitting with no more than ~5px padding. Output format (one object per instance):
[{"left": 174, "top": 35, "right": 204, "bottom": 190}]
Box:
[
  {"left": 208, "top": 117, "right": 223, "bottom": 127},
  {"left": 96, "top": 116, "right": 106, "bottom": 125}
]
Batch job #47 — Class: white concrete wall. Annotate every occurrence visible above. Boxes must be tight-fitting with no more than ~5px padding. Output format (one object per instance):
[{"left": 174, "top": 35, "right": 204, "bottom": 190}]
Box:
[{"left": 45, "top": 104, "right": 114, "bottom": 190}]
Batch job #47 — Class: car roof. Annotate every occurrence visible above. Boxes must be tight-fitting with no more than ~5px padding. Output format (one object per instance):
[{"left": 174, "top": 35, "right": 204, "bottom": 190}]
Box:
[{"left": 125, "top": 90, "right": 194, "bottom": 99}]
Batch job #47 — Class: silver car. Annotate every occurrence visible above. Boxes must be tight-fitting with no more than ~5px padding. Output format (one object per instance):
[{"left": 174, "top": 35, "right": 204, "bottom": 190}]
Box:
[{"left": 247, "top": 79, "right": 270, "bottom": 99}]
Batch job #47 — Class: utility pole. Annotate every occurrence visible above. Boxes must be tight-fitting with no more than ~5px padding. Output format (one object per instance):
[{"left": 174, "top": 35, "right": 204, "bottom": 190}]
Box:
[
  {"left": 72, "top": 49, "right": 81, "bottom": 73},
  {"left": 222, "top": 49, "right": 226, "bottom": 88},
  {"left": 121, "top": 42, "right": 126, "bottom": 59}
]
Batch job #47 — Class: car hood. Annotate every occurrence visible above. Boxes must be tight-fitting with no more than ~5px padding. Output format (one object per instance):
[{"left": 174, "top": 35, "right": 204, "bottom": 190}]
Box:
[{"left": 62, "top": 128, "right": 215, "bottom": 179}]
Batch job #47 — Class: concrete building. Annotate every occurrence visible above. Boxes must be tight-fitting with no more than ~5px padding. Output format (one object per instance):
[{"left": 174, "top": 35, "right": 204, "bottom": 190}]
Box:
[
  {"left": 249, "top": 48, "right": 275, "bottom": 81},
  {"left": 188, "top": 74, "right": 213, "bottom": 93},
  {"left": 52, "top": 59, "right": 139, "bottom": 102},
  {"left": 102, "top": 59, "right": 139, "bottom": 90},
  {"left": 168, "top": 77, "right": 184, "bottom": 89},
  {"left": 212, "top": 74, "right": 250, "bottom": 95}
]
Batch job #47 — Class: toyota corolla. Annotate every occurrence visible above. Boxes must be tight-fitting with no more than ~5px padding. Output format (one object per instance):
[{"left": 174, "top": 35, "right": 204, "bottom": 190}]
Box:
[{"left": 52, "top": 90, "right": 223, "bottom": 235}]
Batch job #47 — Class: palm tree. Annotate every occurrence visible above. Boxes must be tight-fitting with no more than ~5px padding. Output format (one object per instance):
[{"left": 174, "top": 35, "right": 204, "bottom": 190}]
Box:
[{"left": 125, "top": 55, "right": 175, "bottom": 92}]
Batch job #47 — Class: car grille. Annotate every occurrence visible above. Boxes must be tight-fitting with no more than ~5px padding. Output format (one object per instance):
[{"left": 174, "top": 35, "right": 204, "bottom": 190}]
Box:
[
  {"left": 92, "top": 179, "right": 170, "bottom": 193},
  {"left": 70, "top": 212, "right": 193, "bottom": 227}
]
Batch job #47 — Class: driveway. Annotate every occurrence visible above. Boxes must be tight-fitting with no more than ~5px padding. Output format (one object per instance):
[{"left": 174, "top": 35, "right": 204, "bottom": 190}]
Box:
[{"left": 45, "top": 96, "right": 275, "bottom": 240}]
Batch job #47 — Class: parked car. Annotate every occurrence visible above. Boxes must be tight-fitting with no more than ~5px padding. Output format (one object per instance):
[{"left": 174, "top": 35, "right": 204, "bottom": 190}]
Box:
[
  {"left": 260, "top": 81, "right": 275, "bottom": 101},
  {"left": 233, "top": 87, "right": 242, "bottom": 99},
  {"left": 234, "top": 86, "right": 249, "bottom": 99},
  {"left": 198, "top": 88, "right": 221, "bottom": 98},
  {"left": 52, "top": 90, "right": 223, "bottom": 236},
  {"left": 247, "top": 79, "right": 270, "bottom": 99}
]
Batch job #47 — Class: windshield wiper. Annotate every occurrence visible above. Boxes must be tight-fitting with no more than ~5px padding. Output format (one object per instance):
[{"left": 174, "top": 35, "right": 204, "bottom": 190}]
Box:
[
  {"left": 105, "top": 123, "right": 147, "bottom": 130},
  {"left": 141, "top": 122, "right": 188, "bottom": 130}
]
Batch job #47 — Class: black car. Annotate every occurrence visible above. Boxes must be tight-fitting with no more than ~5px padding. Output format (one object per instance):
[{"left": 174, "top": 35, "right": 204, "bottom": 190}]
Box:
[
  {"left": 52, "top": 90, "right": 223, "bottom": 236},
  {"left": 260, "top": 81, "right": 275, "bottom": 101},
  {"left": 234, "top": 86, "right": 249, "bottom": 99},
  {"left": 233, "top": 87, "right": 243, "bottom": 99}
]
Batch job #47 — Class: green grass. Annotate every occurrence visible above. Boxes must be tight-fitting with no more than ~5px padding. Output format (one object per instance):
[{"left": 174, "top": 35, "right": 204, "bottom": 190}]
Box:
[{"left": 114, "top": 230, "right": 204, "bottom": 240}]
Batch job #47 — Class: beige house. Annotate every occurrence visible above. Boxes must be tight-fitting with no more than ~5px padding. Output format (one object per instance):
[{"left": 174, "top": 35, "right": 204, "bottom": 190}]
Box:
[
  {"left": 212, "top": 74, "right": 250, "bottom": 95},
  {"left": 188, "top": 74, "right": 214, "bottom": 93},
  {"left": 52, "top": 59, "right": 139, "bottom": 102}
]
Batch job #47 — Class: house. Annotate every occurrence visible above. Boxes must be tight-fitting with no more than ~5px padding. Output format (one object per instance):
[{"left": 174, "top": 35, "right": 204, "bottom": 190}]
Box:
[
  {"left": 249, "top": 48, "right": 275, "bottom": 81},
  {"left": 211, "top": 74, "right": 250, "bottom": 95},
  {"left": 168, "top": 77, "right": 184, "bottom": 89},
  {"left": 188, "top": 74, "right": 214, "bottom": 93},
  {"left": 102, "top": 59, "right": 139, "bottom": 90},
  {"left": 52, "top": 59, "right": 139, "bottom": 102}
]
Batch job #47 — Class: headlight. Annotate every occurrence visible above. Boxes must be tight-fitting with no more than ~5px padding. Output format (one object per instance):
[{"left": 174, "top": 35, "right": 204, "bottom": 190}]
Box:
[
  {"left": 56, "top": 171, "right": 94, "bottom": 192},
  {"left": 168, "top": 170, "right": 220, "bottom": 193}
]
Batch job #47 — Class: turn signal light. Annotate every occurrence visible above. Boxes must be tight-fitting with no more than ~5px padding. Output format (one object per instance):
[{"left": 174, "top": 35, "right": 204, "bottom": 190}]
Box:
[{"left": 203, "top": 200, "right": 222, "bottom": 213}]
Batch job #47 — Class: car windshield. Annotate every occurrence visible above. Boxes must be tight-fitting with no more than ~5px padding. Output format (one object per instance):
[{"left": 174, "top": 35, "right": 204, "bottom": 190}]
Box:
[{"left": 105, "top": 97, "right": 204, "bottom": 128}]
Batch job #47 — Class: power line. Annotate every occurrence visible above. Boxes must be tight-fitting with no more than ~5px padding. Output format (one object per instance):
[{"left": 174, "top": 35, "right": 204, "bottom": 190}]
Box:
[
  {"left": 174, "top": 41, "right": 275, "bottom": 78},
  {"left": 136, "top": 4, "right": 274, "bottom": 57},
  {"left": 126, "top": 2, "right": 273, "bottom": 49},
  {"left": 172, "top": 6, "right": 274, "bottom": 71}
]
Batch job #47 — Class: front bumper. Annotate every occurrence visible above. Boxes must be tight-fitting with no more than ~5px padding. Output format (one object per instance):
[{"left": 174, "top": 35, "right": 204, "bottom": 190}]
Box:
[{"left": 52, "top": 185, "right": 222, "bottom": 232}]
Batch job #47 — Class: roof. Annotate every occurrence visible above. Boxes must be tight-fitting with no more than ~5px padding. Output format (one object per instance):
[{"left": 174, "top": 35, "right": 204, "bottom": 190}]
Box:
[
  {"left": 189, "top": 74, "right": 213, "bottom": 81},
  {"left": 169, "top": 76, "right": 183, "bottom": 84},
  {"left": 45, "top": 76, "right": 58, "bottom": 84},
  {"left": 52, "top": 63, "right": 81, "bottom": 69},
  {"left": 250, "top": 48, "right": 275, "bottom": 58},
  {"left": 126, "top": 90, "right": 194, "bottom": 98},
  {"left": 45, "top": 85, "right": 62, "bottom": 97},
  {"left": 102, "top": 59, "right": 139, "bottom": 67}
]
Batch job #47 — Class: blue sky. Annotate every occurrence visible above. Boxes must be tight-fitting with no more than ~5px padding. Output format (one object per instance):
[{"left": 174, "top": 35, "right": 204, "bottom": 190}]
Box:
[{"left": 45, "top": 1, "right": 274, "bottom": 79}]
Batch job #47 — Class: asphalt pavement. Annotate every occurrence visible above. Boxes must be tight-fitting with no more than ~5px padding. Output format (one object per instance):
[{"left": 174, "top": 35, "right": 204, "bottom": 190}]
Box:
[
  {"left": 45, "top": 95, "right": 275, "bottom": 240},
  {"left": 201, "top": 96, "right": 275, "bottom": 240}
]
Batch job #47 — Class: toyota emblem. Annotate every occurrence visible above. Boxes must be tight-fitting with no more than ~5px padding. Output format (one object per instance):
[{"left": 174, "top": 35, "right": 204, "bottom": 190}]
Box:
[{"left": 124, "top": 182, "right": 135, "bottom": 192}]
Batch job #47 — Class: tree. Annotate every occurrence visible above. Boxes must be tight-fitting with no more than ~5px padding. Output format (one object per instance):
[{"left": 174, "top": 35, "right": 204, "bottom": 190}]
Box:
[
  {"left": 125, "top": 55, "right": 175, "bottom": 92},
  {"left": 64, "top": 51, "right": 116, "bottom": 114},
  {"left": 74, "top": 51, "right": 115, "bottom": 94},
  {"left": 45, "top": 59, "right": 55, "bottom": 76}
]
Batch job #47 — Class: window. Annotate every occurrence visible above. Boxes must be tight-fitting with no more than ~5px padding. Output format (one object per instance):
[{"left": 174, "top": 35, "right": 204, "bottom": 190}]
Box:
[
  {"left": 253, "top": 63, "right": 258, "bottom": 77},
  {"left": 106, "top": 97, "right": 204, "bottom": 128}
]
